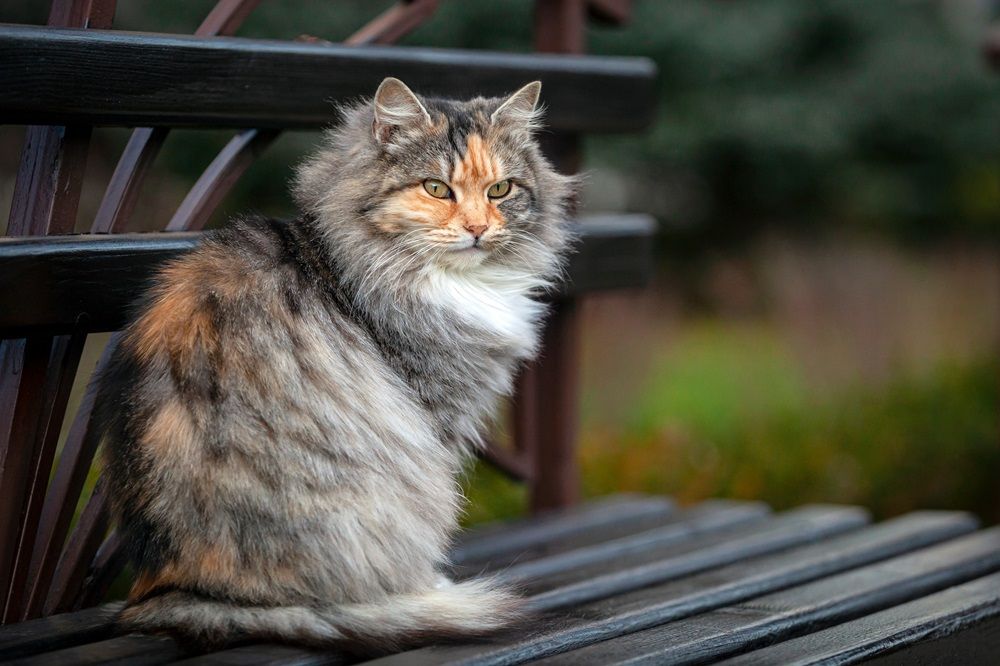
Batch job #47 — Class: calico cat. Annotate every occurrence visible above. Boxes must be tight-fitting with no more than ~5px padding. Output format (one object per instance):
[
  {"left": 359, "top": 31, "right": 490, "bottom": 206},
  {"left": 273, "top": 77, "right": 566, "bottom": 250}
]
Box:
[{"left": 93, "top": 77, "right": 573, "bottom": 652}]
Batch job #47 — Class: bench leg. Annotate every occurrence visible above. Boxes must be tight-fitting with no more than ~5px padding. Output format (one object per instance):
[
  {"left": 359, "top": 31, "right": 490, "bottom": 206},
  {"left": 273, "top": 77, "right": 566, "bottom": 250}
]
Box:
[{"left": 529, "top": 298, "right": 582, "bottom": 512}]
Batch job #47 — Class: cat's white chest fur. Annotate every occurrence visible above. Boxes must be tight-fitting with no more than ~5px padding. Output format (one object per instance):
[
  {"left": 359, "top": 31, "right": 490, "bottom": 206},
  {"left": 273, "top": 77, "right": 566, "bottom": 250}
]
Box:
[{"left": 420, "top": 264, "right": 546, "bottom": 358}]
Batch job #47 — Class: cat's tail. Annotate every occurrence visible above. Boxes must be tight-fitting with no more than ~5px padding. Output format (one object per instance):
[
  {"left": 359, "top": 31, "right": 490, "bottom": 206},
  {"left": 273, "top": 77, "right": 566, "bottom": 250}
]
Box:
[{"left": 119, "top": 577, "right": 524, "bottom": 653}]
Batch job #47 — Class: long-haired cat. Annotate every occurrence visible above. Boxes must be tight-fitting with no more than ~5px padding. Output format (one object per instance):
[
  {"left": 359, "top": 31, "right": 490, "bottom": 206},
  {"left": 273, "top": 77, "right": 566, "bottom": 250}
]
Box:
[{"left": 93, "top": 77, "right": 573, "bottom": 652}]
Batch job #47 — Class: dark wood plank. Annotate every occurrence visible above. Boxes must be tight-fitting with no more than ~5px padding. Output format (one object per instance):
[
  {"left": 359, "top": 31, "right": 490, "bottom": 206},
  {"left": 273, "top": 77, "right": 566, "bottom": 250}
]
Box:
[
  {"left": 459, "top": 499, "right": 768, "bottom": 576},
  {"left": 3, "top": 333, "right": 86, "bottom": 622},
  {"left": 366, "top": 510, "right": 972, "bottom": 665},
  {"left": 0, "top": 336, "right": 55, "bottom": 612},
  {"left": 719, "top": 570, "right": 1000, "bottom": 666},
  {"left": 866, "top": 615, "right": 1000, "bottom": 666},
  {"left": 0, "top": 603, "right": 122, "bottom": 660},
  {"left": 0, "top": 25, "right": 657, "bottom": 133},
  {"left": 0, "top": 233, "right": 200, "bottom": 338},
  {"left": 0, "top": 495, "right": 671, "bottom": 658},
  {"left": 538, "top": 523, "right": 1000, "bottom": 664},
  {"left": 524, "top": 505, "right": 870, "bottom": 608},
  {"left": 43, "top": 480, "right": 111, "bottom": 615},
  {"left": 174, "top": 644, "right": 341, "bottom": 666},
  {"left": 6, "top": 633, "right": 183, "bottom": 666},
  {"left": 468, "top": 499, "right": 770, "bottom": 581},
  {"left": 0, "top": 215, "right": 655, "bottom": 339},
  {"left": 21, "top": 335, "right": 121, "bottom": 620},
  {"left": 453, "top": 494, "right": 674, "bottom": 566}
]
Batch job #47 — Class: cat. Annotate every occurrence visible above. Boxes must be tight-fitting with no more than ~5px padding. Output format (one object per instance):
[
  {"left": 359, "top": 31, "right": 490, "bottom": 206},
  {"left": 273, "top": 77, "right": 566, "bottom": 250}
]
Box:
[{"left": 92, "top": 77, "right": 574, "bottom": 653}]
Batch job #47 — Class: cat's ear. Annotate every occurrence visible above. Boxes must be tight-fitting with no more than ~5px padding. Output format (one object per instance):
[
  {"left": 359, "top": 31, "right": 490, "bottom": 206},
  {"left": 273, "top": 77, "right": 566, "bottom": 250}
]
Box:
[
  {"left": 491, "top": 81, "right": 542, "bottom": 129},
  {"left": 372, "top": 77, "right": 432, "bottom": 145}
]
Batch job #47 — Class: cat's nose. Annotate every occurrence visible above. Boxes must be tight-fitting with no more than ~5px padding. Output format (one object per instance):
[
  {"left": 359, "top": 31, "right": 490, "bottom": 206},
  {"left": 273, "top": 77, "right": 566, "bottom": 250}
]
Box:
[{"left": 465, "top": 223, "right": 487, "bottom": 238}]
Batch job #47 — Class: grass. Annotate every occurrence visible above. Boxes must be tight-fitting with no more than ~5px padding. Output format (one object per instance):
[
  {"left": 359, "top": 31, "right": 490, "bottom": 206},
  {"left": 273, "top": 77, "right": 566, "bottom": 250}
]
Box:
[{"left": 464, "top": 320, "right": 1000, "bottom": 526}]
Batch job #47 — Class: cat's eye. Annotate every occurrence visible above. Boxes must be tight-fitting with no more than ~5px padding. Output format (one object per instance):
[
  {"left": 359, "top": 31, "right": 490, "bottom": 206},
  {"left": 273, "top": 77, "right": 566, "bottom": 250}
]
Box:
[
  {"left": 423, "top": 179, "right": 452, "bottom": 199},
  {"left": 487, "top": 180, "right": 512, "bottom": 199}
]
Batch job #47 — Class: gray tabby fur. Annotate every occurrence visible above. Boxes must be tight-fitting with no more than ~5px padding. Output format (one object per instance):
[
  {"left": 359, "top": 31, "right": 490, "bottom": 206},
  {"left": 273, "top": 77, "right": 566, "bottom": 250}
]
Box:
[{"left": 94, "top": 78, "right": 574, "bottom": 653}]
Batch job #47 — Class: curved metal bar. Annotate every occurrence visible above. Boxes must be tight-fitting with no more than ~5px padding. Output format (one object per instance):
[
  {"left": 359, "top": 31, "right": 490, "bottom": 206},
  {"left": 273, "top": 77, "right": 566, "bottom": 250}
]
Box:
[
  {"left": 42, "top": 479, "right": 110, "bottom": 616},
  {"left": 2, "top": 333, "right": 86, "bottom": 624},
  {"left": 0, "top": 0, "right": 116, "bottom": 623},
  {"left": 165, "top": 128, "right": 279, "bottom": 232},
  {"left": 164, "top": 0, "right": 441, "bottom": 233},
  {"left": 91, "top": 0, "right": 262, "bottom": 233},
  {"left": 21, "top": 335, "right": 120, "bottom": 620}
]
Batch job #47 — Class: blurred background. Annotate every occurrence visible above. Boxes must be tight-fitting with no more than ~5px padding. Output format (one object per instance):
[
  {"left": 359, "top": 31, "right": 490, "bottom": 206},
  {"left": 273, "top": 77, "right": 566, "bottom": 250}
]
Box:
[{"left": 2, "top": 0, "right": 999, "bottom": 525}]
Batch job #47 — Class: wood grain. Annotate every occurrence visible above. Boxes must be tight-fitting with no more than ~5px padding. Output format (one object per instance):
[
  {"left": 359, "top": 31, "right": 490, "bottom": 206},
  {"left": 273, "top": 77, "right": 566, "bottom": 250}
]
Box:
[{"left": 0, "top": 25, "right": 657, "bottom": 133}]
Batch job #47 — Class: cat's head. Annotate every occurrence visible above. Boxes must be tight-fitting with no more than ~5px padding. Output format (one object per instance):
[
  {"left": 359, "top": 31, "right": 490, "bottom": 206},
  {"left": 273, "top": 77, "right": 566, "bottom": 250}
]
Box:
[{"left": 294, "top": 77, "right": 573, "bottom": 281}]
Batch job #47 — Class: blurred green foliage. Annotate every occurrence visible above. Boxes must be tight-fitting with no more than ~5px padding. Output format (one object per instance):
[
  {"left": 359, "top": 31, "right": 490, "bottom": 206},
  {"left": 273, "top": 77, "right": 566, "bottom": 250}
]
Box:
[{"left": 465, "top": 323, "right": 1000, "bottom": 526}]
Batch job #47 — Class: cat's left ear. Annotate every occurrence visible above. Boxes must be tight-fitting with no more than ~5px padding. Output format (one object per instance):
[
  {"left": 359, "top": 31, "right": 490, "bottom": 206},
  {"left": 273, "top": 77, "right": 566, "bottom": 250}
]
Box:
[
  {"left": 372, "top": 77, "right": 432, "bottom": 146},
  {"left": 491, "top": 81, "right": 542, "bottom": 129}
]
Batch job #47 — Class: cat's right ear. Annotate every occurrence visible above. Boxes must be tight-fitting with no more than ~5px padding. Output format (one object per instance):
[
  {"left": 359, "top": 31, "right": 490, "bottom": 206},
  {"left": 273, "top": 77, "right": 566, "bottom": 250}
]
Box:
[{"left": 372, "top": 77, "right": 432, "bottom": 146}]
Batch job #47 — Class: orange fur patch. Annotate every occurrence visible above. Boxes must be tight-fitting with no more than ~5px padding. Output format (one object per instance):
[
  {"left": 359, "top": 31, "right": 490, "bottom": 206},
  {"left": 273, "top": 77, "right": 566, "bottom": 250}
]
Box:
[
  {"left": 379, "top": 133, "right": 509, "bottom": 235},
  {"left": 128, "top": 260, "right": 222, "bottom": 365}
]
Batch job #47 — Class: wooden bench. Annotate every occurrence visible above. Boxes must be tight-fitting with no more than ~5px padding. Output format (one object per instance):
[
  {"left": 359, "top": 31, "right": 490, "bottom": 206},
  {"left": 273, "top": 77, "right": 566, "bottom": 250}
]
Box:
[{"left": 1, "top": 1, "right": 998, "bottom": 663}]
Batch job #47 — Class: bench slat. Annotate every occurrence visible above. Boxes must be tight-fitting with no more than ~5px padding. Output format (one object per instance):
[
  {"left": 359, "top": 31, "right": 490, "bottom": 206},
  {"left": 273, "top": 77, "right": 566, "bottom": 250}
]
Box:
[
  {"left": 0, "top": 25, "right": 656, "bottom": 133},
  {"left": 6, "top": 633, "right": 181, "bottom": 666},
  {"left": 482, "top": 500, "right": 770, "bottom": 582},
  {"left": 369, "top": 510, "right": 973, "bottom": 665},
  {"left": 537, "top": 525, "right": 1000, "bottom": 664},
  {"left": 719, "top": 570, "right": 1000, "bottom": 666},
  {"left": 453, "top": 493, "right": 673, "bottom": 566},
  {"left": 0, "top": 215, "right": 655, "bottom": 339},
  {"left": 0, "top": 603, "right": 122, "bottom": 661}
]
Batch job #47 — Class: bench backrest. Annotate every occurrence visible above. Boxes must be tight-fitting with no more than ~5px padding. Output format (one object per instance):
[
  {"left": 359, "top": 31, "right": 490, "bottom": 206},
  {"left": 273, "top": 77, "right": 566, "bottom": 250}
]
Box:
[{"left": 0, "top": 0, "right": 656, "bottom": 624}]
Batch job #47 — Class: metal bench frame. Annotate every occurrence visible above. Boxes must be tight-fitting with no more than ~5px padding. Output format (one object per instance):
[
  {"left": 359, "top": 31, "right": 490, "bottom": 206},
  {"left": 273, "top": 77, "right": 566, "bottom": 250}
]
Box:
[{"left": 0, "top": 0, "right": 656, "bottom": 625}]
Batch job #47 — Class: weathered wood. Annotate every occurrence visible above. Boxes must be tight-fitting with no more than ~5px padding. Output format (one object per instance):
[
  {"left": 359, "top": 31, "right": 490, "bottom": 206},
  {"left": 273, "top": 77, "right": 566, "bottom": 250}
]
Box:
[
  {"left": 719, "top": 570, "right": 1000, "bottom": 666},
  {"left": 455, "top": 499, "right": 767, "bottom": 578},
  {"left": 6, "top": 633, "right": 184, "bottom": 666},
  {"left": 522, "top": 505, "right": 869, "bottom": 607},
  {"left": 367, "top": 510, "right": 971, "bottom": 665},
  {"left": 43, "top": 481, "right": 110, "bottom": 616},
  {"left": 0, "top": 216, "right": 655, "bottom": 339},
  {"left": 3, "top": 333, "right": 86, "bottom": 623},
  {"left": 174, "top": 644, "right": 341, "bottom": 666},
  {"left": 538, "top": 523, "right": 1000, "bottom": 664},
  {"left": 0, "top": 25, "right": 657, "bottom": 133},
  {"left": 0, "top": 603, "right": 122, "bottom": 661},
  {"left": 489, "top": 500, "right": 770, "bottom": 583},
  {"left": 453, "top": 494, "right": 674, "bottom": 566},
  {"left": 0, "top": 337, "right": 55, "bottom": 612},
  {"left": 20, "top": 336, "right": 121, "bottom": 620},
  {"left": 508, "top": 499, "right": 767, "bottom": 567},
  {"left": 0, "top": 234, "right": 199, "bottom": 339}
]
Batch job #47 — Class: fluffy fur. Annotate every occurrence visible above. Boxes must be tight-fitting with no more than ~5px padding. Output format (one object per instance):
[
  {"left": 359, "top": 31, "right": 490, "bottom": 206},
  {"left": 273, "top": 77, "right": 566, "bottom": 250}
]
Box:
[{"left": 94, "top": 78, "right": 573, "bottom": 653}]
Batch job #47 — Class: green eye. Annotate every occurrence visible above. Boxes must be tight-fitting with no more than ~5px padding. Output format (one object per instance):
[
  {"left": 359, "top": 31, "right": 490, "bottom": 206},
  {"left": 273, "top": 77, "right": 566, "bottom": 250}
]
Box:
[
  {"left": 423, "top": 179, "right": 452, "bottom": 199},
  {"left": 488, "top": 180, "right": 512, "bottom": 199}
]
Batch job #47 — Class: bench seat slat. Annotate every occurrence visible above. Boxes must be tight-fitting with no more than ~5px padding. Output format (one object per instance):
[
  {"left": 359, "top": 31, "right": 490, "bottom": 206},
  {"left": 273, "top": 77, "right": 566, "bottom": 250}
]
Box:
[
  {"left": 719, "top": 570, "right": 1000, "bottom": 666},
  {"left": 0, "top": 25, "right": 656, "bottom": 133},
  {"left": 369, "top": 510, "right": 972, "bottom": 665},
  {"left": 453, "top": 493, "right": 674, "bottom": 566},
  {"left": 2, "top": 501, "right": 988, "bottom": 665},
  {"left": 465, "top": 499, "right": 769, "bottom": 578},
  {"left": 537, "top": 525, "right": 1000, "bottom": 664}
]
